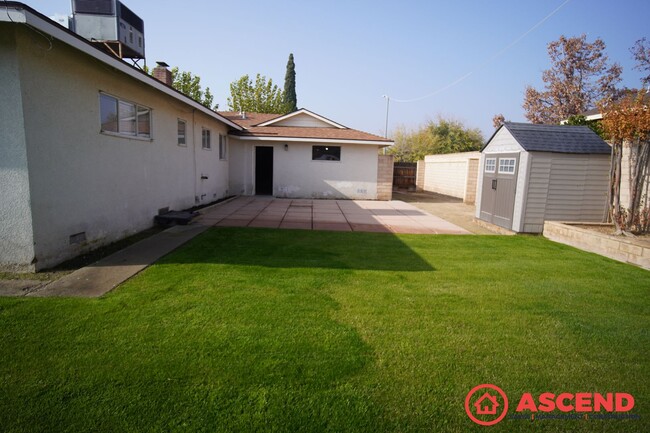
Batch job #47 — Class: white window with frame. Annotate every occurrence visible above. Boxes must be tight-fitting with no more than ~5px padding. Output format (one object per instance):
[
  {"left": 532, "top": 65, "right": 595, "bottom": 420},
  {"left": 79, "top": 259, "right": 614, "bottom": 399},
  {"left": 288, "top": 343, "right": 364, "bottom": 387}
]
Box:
[
  {"left": 100, "top": 92, "right": 151, "bottom": 139},
  {"left": 177, "top": 119, "right": 187, "bottom": 147},
  {"left": 202, "top": 128, "right": 211, "bottom": 150},
  {"left": 484, "top": 158, "right": 496, "bottom": 173},
  {"left": 498, "top": 158, "right": 516, "bottom": 174},
  {"left": 219, "top": 134, "right": 227, "bottom": 160},
  {"left": 312, "top": 145, "right": 341, "bottom": 161}
]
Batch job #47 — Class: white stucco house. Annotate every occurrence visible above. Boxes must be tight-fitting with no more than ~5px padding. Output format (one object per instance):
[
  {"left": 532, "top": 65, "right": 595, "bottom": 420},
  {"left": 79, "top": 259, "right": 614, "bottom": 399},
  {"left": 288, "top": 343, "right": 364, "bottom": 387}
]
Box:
[
  {"left": 0, "top": 2, "right": 392, "bottom": 271},
  {"left": 220, "top": 110, "right": 391, "bottom": 199}
]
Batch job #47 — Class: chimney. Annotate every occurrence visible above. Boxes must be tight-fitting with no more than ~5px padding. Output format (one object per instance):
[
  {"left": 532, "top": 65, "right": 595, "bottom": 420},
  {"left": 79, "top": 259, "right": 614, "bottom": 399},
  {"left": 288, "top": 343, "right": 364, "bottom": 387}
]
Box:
[{"left": 152, "top": 61, "right": 172, "bottom": 86}]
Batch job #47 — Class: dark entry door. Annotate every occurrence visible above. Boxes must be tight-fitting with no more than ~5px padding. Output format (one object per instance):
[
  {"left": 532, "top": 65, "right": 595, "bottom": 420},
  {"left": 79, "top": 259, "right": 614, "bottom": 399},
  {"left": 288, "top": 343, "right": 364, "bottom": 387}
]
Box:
[
  {"left": 255, "top": 146, "right": 273, "bottom": 195},
  {"left": 479, "top": 153, "right": 519, "bottom": 229}
]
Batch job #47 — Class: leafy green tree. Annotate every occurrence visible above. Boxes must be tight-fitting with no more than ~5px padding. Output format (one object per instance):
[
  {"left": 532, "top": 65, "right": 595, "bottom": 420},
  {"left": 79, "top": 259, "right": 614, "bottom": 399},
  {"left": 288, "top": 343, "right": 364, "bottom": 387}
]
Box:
[
  {"left": 227, "top": 74, "right": 286, "bottom": 114},
  {"left": 283, "top": 53, "right": 298, "bottom": 113},
  {"left": 387, "top": 118, "right": 484, "bottom": 162},
  {"left": 564, "top": 114, "right": 604, "bottom": 138},
  {"left": 170, "top": 67, "right": 216, "bottom": 109}
]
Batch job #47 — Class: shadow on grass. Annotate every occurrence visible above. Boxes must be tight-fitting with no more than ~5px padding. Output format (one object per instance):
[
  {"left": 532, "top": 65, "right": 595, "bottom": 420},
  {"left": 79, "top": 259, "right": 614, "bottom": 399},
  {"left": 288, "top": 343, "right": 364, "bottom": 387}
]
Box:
[{"left": 160, "top": 227, "right": 435, "bottom": 272}]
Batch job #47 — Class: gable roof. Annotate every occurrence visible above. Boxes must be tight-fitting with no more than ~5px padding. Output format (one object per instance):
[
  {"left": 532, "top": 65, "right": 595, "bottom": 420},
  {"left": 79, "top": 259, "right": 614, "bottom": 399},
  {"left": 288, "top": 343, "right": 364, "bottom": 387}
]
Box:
[
  {"left": 484, "top": 122, "right": 611, "bottom": 154},
  {"left": 1, "top": 2, "right": 242, "bottom": 131},
  {"left": 475, "top": 393, "right": 499, "bottom": 407},
  {"left": 256, "top": 109, "right": 347, "bottom": 128},
  {"left": 220, "top": 111, "right": 392, "bottom": 145}
]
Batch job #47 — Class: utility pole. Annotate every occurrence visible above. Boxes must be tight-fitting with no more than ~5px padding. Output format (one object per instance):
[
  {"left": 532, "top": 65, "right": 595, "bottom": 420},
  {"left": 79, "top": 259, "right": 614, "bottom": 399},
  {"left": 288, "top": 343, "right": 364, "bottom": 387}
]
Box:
[{"left": 382, "top": 95, "right": 390, "bottom": 138}]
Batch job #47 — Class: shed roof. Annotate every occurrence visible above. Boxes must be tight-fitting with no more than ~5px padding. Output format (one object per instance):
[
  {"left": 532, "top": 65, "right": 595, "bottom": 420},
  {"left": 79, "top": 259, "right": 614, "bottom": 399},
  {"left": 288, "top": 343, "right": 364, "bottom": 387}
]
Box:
[{"left": 485, "top": 123, "right": 611, "bottom": 154}]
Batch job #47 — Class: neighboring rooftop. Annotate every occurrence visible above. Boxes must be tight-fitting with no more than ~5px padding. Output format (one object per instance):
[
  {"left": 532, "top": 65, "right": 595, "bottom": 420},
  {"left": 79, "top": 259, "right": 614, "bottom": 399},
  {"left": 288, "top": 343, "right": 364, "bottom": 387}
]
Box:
[
  {"left": 487, "top": 122, "right": 611, "bottom": 154},
  {"left": 220, "top": 110, "right": 392, "bottom": 144}
]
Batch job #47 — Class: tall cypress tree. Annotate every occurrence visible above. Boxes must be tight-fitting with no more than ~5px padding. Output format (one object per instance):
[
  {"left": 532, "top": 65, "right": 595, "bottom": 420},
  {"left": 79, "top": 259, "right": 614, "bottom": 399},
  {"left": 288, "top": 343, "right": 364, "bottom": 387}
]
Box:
[{"left": 283, "top": 53, "right": 297, "bottom": 113}]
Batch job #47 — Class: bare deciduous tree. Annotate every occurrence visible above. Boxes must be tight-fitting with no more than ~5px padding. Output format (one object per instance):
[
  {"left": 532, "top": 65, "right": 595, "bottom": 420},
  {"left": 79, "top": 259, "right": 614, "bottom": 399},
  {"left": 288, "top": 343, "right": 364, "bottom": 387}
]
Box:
[
  {"left": 523, "top": 34, "right": 622, "bottom": 124},
  {"left": 632, "top": 37, "right": 650, "bottom": 87},
  {"left": 492, "top": 114, "right": 506, "bottom": 129}
]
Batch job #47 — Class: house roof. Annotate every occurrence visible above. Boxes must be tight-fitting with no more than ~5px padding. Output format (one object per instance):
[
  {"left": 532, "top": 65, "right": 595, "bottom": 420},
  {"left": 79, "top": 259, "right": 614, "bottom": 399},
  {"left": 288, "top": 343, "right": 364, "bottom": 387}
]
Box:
[
  {"left": 256, "top": 108, "right": 348, "bottom": 128},
  {"left": 1, "top": 2, "right": 243, "bottom": 131},
  {"left": 484, "top": 122, "right": 611, "bottom": 154},
  {"left": 220, "top": 111, "right": 393, "bottom": 145}
]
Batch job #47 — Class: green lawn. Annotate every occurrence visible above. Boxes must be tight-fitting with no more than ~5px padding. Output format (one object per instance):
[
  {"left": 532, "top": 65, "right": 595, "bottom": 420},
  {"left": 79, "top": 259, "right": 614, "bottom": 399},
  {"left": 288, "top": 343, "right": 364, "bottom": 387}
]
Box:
[{"left": 1, "top": 228, "right": 648, "bottom": 432}]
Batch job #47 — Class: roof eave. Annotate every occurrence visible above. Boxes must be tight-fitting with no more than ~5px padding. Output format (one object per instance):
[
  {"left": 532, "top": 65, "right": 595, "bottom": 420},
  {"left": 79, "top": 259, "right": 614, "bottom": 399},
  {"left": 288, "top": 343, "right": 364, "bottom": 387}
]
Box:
[
  {"left": 229, "top": 134, "right": 392, "bottom": 146},
  {"left": 1, "top": 2, "right": 243, "bottom": 131}
]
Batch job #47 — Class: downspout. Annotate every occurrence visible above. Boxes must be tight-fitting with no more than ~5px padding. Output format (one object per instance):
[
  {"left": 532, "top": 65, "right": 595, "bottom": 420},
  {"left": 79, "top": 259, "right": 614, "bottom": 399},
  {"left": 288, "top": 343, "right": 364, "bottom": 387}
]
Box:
[{"left": 192, "top": 108, "right": 198, "bottom": 203}]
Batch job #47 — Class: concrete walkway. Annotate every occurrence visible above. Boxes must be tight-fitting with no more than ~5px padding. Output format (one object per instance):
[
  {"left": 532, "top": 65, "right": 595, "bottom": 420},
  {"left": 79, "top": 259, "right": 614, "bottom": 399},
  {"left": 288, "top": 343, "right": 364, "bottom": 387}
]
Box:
[{"left": 19, "top": 196, "right": 468, "bottom": 298}]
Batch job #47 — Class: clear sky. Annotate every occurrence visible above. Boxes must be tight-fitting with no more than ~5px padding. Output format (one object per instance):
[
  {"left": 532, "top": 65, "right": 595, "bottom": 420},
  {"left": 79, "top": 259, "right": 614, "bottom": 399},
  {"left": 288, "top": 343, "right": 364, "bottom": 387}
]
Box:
[{"left": 21, "top": 0, "right": 650, "bottom": 139}]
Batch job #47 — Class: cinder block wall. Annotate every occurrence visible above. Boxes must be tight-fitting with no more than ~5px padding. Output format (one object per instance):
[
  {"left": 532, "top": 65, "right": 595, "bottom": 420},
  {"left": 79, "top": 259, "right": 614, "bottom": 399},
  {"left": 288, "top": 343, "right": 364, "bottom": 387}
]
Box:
[
  {"left": 377, "top": 155, "right": 394, "bottom": 200},
  {"left": 464, "top": 158, "right": 479, "bottom": 204},
  {"left": 416, "top": 160, "right": 425, "bottom": 192}
]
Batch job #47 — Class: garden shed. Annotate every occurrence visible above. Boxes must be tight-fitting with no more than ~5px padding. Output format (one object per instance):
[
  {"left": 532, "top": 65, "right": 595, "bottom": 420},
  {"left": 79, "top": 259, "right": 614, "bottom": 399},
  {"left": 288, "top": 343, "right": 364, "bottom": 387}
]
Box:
[{"left": 475, "top": 123, "right": 611, "bottom": 233}]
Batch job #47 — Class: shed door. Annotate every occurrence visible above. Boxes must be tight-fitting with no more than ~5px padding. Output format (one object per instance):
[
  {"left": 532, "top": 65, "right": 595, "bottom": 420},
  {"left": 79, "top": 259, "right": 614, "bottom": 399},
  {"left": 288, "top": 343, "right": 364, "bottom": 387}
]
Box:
[{"left": 480, "top": 154, "right": 519, "bottom": 229}]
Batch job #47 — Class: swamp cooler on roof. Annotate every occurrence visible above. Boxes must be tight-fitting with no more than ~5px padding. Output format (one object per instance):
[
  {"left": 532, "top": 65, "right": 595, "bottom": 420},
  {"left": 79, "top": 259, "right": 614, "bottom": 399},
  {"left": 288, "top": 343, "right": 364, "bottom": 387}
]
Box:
[{"left": 69, "top": 0, "right": 145, "bottom": 59}]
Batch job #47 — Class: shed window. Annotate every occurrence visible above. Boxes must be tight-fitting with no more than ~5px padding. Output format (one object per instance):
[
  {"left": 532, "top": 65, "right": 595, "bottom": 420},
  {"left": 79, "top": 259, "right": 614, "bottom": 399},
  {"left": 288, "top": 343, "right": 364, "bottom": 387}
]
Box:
[
  {"left": 202, "top": 128, "right": 211, "bottom": 150},
  {"left": 100, "top": 92, "right": 151, "bottom": 138},
  {"left": 485, "top": 158, "right": 496, "bottom": 173},
  {"left": 312, "top": 145, "right": 341, "bottom": 161},
  {"left": 498, "top": 158, "right": 516, "bottom": 174},
  {"left": 177, "top": 119, "right": 186, "bottom": 146}
]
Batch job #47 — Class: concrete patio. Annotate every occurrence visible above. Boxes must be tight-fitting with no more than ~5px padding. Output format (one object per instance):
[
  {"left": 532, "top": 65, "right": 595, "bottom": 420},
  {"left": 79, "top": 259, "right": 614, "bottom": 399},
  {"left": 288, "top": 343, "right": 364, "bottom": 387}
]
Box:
[{"left": 197, "top": 196, "right": 470, "bottom": 234}]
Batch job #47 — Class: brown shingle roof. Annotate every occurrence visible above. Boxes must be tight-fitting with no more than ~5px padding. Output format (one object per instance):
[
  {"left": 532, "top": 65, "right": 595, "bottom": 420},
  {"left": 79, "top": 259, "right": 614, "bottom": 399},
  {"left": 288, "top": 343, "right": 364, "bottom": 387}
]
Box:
[{"left": 219, "top": 111, "right": 392, "bottom": 143}]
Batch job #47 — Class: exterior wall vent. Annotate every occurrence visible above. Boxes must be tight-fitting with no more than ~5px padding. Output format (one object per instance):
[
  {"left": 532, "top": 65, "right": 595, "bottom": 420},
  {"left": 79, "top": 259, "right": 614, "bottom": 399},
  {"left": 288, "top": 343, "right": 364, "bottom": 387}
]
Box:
[{"left": 69, "top": 232, "right": 87, "bottom": 245}]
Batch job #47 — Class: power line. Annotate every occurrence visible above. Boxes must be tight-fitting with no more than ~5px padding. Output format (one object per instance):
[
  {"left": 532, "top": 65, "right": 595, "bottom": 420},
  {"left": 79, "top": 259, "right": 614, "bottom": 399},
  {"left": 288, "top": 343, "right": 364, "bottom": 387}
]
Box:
[{"left": 389, "top": 0, "right": 572, "bottom": 104}]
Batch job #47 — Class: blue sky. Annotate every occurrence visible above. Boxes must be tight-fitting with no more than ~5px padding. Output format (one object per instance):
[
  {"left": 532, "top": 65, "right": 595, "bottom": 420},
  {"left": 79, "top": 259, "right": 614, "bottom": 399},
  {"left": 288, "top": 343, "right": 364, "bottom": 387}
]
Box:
[{"left": 23, "top": 0, "right": 650, "bottom": 139}]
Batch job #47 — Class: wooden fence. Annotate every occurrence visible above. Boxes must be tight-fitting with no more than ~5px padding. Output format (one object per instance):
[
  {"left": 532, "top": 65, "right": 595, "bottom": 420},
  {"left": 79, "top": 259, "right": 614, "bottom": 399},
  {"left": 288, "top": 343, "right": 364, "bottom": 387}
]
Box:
[{"left": 393, "top": 162, "right": 417, "bottom": 189}]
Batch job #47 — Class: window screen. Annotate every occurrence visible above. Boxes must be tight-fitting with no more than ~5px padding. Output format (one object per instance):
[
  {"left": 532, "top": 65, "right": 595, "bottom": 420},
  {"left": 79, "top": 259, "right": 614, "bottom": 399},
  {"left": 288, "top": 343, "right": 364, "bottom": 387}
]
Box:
[
  {"left": 100, "top": 93, "right": 118, "bottom": 133},
  {"left": 219, "top": 134, "right": 227, "bottom": 160},
  {"left": 177, "top": 120, "right": 186, "bottom": 146},
  {"left": 202, "top": 128, "right": 211, "bottom": 149}
]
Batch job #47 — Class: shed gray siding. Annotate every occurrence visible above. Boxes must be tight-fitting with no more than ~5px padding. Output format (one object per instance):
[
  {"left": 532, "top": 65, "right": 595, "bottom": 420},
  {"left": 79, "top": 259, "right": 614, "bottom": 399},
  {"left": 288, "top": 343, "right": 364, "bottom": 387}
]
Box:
[{"left": 521, "top": 153, "right": 610, "bottom": 233}]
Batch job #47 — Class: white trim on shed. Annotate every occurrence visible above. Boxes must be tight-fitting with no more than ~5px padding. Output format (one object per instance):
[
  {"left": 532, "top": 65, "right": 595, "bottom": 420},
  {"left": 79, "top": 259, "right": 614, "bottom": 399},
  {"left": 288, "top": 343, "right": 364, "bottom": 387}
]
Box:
[{"left": 476, "top": 123, "right": 611, "bottom": 233}]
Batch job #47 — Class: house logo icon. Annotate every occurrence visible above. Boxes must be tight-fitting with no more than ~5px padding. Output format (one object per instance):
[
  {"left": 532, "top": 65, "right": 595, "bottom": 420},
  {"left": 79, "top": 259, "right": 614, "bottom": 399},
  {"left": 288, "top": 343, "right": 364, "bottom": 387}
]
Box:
[
  {"left": 475, "top": 392, "right": 499, "bottom": 415},
  {"left": 465, "top": 384, "right": 509, "bottom": 426}
]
